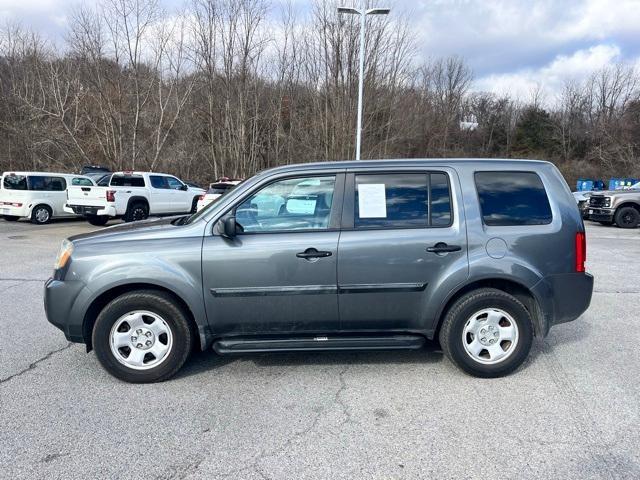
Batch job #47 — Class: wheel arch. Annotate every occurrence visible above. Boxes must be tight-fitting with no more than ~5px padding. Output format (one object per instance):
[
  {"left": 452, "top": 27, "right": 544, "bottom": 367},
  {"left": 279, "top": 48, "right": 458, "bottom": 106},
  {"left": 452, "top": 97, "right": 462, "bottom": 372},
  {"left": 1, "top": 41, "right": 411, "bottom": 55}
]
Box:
[
  {"left": 615, "top": 201, "right": 640, "bottom": 213},
  {"left": 433, "top": 277, "right": 545, "bottom": 340},
  {"left": 82, "top": 283, "right": 203, "bottom": 352},
  {"left": 126, "top": 196, "right": 149, "bottom": 210}
]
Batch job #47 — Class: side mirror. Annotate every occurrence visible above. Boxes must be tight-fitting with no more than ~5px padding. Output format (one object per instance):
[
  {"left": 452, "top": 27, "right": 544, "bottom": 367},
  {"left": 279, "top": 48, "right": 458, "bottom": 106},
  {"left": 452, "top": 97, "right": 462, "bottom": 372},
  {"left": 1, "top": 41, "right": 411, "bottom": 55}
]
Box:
[
  {"left": 180, "top": 184, "right": 188, "bottom": 191},
  {"left": 222, "top": 216, "right": 237, "bottom": 239}
]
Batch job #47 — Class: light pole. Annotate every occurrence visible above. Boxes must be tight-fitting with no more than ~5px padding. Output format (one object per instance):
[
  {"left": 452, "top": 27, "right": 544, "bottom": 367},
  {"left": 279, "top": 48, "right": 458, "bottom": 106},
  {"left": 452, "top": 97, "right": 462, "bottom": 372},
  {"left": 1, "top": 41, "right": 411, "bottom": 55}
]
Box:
[{"left": 338, "top": 3, "right": 390, "bottom": 160}]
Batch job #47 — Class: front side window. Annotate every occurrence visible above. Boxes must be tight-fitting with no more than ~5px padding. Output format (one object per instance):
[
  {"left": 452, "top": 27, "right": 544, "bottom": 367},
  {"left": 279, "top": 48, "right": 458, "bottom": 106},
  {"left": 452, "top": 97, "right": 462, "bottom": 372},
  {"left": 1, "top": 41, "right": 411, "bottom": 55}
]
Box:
[
  {"left": 235, "top": 176, "right": 336, "bottom": 233},
  {"left": 166, "top": 177, "right": 184, "bottom": 190},
  {"left": 475, "top": 171, "right": 552, "bottom": 226},
  {"left": 3, "top": 175, "right": 27, "bottom": 190},
  {"left": 28, "top": 176, "right": 66, "bottom": 191},
  {"left": 354, "top": 173, "right": 452, "bottom": 229}
]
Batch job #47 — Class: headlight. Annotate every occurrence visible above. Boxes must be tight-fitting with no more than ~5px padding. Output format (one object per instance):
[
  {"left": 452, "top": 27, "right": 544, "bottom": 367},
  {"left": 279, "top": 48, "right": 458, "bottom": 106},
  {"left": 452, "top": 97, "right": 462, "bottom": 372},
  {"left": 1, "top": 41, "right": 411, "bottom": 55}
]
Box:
[
  {"left": 54, "top": 239, "right": 74, "bottom": 270},
  {"left": 604, "top": 197, "right": 611, "bottom": 207}
]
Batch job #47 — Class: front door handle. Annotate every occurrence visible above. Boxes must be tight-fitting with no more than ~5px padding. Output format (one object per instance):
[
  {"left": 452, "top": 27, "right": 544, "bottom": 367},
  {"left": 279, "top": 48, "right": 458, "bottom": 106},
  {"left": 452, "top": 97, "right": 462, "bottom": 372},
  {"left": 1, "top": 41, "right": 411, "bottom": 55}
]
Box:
[
  {"left": 426, "top": 243, "right": 462, "bottom": 253},
  {"left": 296, "top": 248, "right": 332, "bottom": 259}
]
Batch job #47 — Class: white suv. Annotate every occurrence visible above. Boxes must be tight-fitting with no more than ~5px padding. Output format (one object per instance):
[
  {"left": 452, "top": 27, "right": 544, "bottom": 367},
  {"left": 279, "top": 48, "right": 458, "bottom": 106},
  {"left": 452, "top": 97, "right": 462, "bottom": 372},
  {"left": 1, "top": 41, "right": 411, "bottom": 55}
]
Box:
[
  {"left": 1, "top": 172, "right": 95, "bottom": 224},
  {"left": 65, "top": 171, "right": 205, "bottom": 225}
]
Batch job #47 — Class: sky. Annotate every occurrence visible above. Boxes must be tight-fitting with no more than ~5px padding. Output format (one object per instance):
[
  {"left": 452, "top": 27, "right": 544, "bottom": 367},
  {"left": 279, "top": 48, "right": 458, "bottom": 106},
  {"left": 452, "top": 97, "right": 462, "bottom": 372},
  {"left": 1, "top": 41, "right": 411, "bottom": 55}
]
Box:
[{"left": 1, "top": 0, "right": 639, "bottom": 103}]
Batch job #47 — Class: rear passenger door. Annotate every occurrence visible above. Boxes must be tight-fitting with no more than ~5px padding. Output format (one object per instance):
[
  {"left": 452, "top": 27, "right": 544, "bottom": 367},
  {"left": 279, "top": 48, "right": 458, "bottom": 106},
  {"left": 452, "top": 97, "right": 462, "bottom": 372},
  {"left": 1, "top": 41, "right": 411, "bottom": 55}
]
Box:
[{"left": 337, "top": 168, "right": 468, "bottom": 332}]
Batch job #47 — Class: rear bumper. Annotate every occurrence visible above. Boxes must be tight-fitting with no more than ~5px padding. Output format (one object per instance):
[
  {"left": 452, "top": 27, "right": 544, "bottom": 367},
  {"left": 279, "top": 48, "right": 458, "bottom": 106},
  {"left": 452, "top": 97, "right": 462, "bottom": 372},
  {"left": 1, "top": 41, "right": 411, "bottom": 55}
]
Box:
[
  {"left": 588, "top": 208, "right": 614, "bottom": 222},
  {"left": 44, "top": 278, "right": 91, "bottom": 343},
  {"left": 532, "top": 273, "right": 594, "bottom": 336},
  {"left": 65, "top": 204, "right": 116, "bottom": 217},
  {"left": 1, "top": 204, "right": 28, "bottom": 218}
]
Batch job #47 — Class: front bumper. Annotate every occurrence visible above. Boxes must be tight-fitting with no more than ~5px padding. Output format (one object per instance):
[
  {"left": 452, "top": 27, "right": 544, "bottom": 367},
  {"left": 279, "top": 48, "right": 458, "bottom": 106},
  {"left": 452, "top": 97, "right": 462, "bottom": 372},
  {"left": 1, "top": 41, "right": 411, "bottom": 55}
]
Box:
[
  {"left": 44, "top": 278, "right": 90, "bottom": 343},
  {"left": 65, "top": 204, "right": 116, "bottom": 217},
  {"left": 531, "top": 272, "right": 594, "bottom": 336},
  {"left": 587, "top": 208, "right": 614, "bottom": 222}
]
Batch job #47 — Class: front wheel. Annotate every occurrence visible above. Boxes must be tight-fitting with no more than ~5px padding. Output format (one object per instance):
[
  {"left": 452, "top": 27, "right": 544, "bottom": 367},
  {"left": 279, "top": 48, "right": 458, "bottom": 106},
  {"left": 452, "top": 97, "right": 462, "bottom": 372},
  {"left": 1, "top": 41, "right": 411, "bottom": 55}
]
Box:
[
  {"left": 439, "top": 288, "right": 533, "bottom": 378},
  {"left": 615, "top": 206, "right": 640, "bottom": 229},
  {"left": 92, "top": 290, "right": 194, "bottom": 383}
]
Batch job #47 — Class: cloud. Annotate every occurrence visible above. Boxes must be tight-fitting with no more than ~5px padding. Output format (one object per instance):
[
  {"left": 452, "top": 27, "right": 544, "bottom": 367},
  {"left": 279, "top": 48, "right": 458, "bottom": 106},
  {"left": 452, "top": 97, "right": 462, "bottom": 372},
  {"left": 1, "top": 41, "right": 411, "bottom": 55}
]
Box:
[{"left": 473, "top": 44, "right": 634, "bottom": 102}]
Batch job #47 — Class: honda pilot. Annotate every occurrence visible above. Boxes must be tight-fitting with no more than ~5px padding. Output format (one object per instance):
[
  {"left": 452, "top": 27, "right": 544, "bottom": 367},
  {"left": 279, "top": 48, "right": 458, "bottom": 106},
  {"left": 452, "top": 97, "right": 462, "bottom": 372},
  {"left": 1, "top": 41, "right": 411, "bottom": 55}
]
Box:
[{"left": 45, "top": 159, "right": 594, "bottom": 382}]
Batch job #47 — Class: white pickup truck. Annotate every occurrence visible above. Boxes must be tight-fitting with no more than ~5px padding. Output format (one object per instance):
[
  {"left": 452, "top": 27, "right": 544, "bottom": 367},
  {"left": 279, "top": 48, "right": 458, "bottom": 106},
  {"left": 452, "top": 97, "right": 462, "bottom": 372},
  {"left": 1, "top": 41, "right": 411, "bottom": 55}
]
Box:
[{"left": 65, "top": 171, "right": 205, "bottom": 225}]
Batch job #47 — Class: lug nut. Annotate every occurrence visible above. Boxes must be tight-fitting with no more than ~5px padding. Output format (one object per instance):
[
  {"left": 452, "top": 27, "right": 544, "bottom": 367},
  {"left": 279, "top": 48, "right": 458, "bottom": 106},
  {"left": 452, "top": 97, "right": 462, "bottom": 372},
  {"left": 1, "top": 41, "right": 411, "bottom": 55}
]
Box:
[
  {"left": 489, "top": 339, "right": 495, "bottom": 344},
  {"left": 145, "top": 340, "right": 152, "bottom": 346},
  {"left": 136, "top": 329, "right": 142, "bottom": 334},
  {"left": 145, "top": 332, "right": 152, "bottom": 337},
  {"left": 136, "top": 343, "right": 143, "bottom": 348},
  {"left": 131, "top": 336, "right": 137, "bottom": 342},
  {"left": 481, "top": 329, "right": 486, "bottom": 334},
  {"left": 481, "top": 337, "right": 486, "bottom": 342}
]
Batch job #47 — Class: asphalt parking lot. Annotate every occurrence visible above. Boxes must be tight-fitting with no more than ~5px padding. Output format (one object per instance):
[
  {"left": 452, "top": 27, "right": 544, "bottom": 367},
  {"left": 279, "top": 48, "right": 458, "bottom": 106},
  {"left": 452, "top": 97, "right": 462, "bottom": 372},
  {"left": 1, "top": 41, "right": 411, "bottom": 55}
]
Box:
[{"left": 0, "top": 219, "right": 639, "bottom": 479}]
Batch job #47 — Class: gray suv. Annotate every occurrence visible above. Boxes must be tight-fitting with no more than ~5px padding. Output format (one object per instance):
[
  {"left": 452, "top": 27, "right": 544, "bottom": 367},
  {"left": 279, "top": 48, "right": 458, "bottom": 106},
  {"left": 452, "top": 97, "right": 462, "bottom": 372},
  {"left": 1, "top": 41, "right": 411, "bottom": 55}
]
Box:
[{"left": 45, "top": 159, "right": 593, "bottom": 383}]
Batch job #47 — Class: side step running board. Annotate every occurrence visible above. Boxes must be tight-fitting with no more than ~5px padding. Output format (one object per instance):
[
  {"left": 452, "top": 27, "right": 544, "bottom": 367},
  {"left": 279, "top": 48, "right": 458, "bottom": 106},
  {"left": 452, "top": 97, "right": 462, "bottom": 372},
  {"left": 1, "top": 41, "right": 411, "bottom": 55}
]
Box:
[{"left": 213, "top": 335, "right": 425, "bottom": 354}]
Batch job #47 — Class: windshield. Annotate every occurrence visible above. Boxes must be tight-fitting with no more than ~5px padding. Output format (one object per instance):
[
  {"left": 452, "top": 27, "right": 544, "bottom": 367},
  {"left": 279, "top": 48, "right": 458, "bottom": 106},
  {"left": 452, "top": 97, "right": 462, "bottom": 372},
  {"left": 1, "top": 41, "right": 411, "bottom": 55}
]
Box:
[{"left": 631, "top": 182, "right": 640, "bottom": 189}]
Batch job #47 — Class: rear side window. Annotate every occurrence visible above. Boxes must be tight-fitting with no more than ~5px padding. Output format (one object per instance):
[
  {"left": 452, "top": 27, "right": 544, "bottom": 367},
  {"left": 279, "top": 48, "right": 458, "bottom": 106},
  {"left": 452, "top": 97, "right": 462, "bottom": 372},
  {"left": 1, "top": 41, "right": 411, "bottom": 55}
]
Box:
[
  {"left": 475, "top": 171, "right": 552, "bottom": 226},
  {"left": 111, "top": 175, "right": 145, "bottom": 187},
  {"left": 354, "top": 173, "right": 452, "bottom": 229},
  {"left": 149, "top": 175, "right": 168, "bottom": 189},
  {"left": 28, "top": 176, "right": 66, "bottom": 191},
  {"left": 3, "top": 175, "right": 28, "bottom": 190}
]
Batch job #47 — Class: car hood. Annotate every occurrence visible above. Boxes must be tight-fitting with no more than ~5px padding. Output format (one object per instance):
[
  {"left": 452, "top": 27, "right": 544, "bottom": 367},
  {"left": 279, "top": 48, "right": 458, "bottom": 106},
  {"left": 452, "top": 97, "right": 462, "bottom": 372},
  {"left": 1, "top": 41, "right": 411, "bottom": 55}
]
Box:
[
  {"left": 591, "top": 189, "right": 640, "bottom": 196},
  {"left": 69, "top": 216, "right": 203, "bottom": 244}
]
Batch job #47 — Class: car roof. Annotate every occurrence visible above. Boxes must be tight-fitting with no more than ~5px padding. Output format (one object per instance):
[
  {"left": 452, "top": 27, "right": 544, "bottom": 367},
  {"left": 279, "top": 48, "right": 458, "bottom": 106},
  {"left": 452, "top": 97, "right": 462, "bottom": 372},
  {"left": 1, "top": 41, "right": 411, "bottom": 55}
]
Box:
[
  {"left": 258, "top": 158, "right": 553, "bottom": 176},
  {"left": 1, "top": 171, "right": 92, "bottom": 178}
]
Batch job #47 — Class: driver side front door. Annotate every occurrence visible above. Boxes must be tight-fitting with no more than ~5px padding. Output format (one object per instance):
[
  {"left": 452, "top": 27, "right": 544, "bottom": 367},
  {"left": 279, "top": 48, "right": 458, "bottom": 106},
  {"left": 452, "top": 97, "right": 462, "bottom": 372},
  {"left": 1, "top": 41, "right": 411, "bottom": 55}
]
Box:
[{"left": 201, "top": 173, "right": 345, "bottom": 335}]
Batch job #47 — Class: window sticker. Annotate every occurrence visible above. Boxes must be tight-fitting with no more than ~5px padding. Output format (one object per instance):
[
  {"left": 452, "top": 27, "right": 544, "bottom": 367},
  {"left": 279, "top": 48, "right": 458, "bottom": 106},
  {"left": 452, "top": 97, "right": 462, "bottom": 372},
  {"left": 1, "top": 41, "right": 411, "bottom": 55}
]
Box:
[
  {"left": 286, "top": 197, "right": 317, "bottom": 214},
  {"left": 358, "top": 184, "right": 387, "bottom": 218}
]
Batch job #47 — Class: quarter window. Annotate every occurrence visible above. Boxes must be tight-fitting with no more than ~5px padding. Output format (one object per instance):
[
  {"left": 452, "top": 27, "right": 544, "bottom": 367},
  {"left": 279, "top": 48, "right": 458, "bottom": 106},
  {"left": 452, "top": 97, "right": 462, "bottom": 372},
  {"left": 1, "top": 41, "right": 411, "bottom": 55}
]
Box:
[
  {"left": 475, "top": 171, "right": 552, "bottom": 226},
  {"left": 235, "top": 176, "right": 336, "bottom": 233},
  {"left": 354, "top": 173, "right": 452, "bottom": 228},
  {"left": 3, "top": 175, "right": 27, "bottom": 190}
]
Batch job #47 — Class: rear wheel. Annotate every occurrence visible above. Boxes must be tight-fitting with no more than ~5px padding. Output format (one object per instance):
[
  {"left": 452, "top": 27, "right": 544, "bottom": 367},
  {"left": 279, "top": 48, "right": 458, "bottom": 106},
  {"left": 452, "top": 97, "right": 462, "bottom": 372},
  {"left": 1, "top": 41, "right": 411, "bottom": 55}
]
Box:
[
  {"left": 439, "top": 288, "right": 533, "bottom": 378},
  {"left": 614, "top": 206, "right": 640, "bottom": 229},
  {"left": 3, "top": 215, "right": 19, "bottom": 221},
  {"left": 30, "top": 205, "right": 52, "bottom": 225},
  {"left": 124, "top": 202, "right": 149, "bottom": 222},
  {"left": 86, "top": 215, "right": 110, "bottom": 226},
  {"left": 92, "top": 290, "right": 194, "bottom": 383}
]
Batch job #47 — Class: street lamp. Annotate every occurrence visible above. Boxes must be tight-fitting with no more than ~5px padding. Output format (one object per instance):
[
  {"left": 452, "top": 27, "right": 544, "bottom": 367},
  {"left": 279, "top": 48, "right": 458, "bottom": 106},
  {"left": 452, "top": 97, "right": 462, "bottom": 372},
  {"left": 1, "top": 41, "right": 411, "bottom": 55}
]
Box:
[{"left": 338, "top": 3, "right": 390, "bottom": 160}]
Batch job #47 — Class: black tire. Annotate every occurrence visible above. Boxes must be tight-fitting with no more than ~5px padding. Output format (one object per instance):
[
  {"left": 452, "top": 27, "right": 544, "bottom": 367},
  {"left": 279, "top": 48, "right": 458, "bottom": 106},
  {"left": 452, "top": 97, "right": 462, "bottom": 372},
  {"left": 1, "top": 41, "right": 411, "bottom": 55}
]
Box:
[
  {"left": 3, "top": 215, "right": 19, "bottom": 221},
  {"left": 614, "top": 206, "right": 640, "bottom": 229},
  {"left": 92, "top": 290, "right": 194, "bottom": 383},
  {"left": 438, "top": 288, "right": 534, "bottom": 378},
  {"left": 124, "top": 201, "right": 149, "bottom": 222},
  {"left": 191, "top": 197, "right": 199, "bottom": 213},
  {"left": 30, "top": 204, "right": 52, "bottom": 225},
  {"left": 86, "top": 215, "right": 110, "bottom": 226}
]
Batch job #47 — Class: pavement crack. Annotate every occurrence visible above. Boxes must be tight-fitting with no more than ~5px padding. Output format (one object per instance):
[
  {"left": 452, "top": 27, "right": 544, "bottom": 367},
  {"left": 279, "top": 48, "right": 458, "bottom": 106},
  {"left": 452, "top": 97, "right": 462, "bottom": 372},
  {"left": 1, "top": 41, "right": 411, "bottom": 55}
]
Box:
[
  {"left": 0, "top": 342, "right": 73, "bottom": 386},
  {"left": 218, "top": 364, "right": 354, "bottom": 479}
]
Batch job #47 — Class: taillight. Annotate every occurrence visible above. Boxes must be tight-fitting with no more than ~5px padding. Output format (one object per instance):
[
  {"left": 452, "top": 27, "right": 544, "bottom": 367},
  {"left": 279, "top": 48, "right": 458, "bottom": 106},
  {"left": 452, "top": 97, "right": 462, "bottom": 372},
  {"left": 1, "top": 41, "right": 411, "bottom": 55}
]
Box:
[
  {"left": 106, "top": 190, "right": 116, "bottom": 202},
  {"left": 575, "top": 232, "right": 586, "bottom": 272}
]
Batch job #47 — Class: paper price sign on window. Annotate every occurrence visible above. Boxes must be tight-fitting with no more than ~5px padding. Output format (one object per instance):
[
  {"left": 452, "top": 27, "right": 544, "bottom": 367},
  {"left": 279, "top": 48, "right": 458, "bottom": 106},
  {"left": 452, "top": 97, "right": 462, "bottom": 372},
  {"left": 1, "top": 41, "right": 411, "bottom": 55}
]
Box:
[{"left": 358, "top": 184, "right": 387, "bottom": 218}]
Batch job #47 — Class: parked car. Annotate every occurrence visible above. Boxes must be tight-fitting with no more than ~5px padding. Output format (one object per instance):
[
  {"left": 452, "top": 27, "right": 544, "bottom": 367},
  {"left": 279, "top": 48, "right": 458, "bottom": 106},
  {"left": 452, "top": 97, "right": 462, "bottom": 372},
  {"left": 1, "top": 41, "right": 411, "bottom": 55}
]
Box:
[
  {"left": 64, "top": 171, "right": 205, "bottom": 226},
  {"left": 45, "top": 159, "right": 593, "bottom": 383},
  {"left": 572, "top": 191, "right": 592, "bottom": 219},
  {"left": 196, "top": 179, "right": 242, "bottom": 211},
  {"left": 588, "top": 181, "right": 640, "bottom": 228},
  {"left": 1, "top": 172, "right": 96, "bottom": 224}
]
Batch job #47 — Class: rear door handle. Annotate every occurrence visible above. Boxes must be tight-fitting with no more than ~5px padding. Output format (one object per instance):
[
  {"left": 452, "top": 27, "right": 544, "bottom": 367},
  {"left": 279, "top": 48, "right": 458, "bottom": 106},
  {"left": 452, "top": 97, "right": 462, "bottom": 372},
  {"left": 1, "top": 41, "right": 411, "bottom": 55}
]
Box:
[
  {"left": 426, "top": 243, "right": 462, "bottom": 253},
  {"left": 296, "top": 248, "right": 332, "bottom": 259}
]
